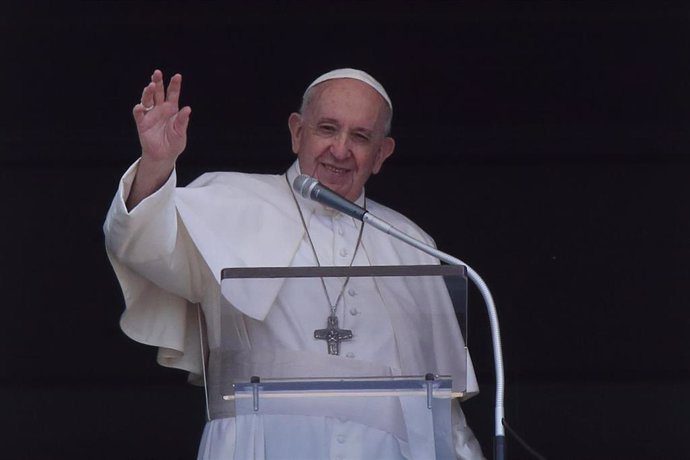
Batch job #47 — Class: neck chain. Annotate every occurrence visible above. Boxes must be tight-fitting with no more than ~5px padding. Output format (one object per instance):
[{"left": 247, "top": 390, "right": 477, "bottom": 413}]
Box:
[{"left": 286, "top": 174, "right": 364, "bottom": 355}]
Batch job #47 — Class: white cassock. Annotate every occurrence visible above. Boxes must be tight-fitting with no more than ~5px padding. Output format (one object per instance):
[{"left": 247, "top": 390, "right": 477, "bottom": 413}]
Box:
[{"left": 104, "top": 159, "right": 486, "bottom": 460}]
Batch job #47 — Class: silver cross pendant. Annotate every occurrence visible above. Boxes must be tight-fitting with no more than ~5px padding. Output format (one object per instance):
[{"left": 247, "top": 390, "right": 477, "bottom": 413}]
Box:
[{"left": 314, "top": 314, "right": 353, "bottom": 355}]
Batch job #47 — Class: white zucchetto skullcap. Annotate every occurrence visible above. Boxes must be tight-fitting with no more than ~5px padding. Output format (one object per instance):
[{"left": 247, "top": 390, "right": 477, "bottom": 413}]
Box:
[{"left": 305, "top": 68, "right": 392, "bottom": 111}]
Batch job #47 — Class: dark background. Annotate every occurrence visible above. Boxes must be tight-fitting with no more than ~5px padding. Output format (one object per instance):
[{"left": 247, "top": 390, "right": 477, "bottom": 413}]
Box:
[{"left": 2, "top": 2, "right": 688, "bottom": 459}]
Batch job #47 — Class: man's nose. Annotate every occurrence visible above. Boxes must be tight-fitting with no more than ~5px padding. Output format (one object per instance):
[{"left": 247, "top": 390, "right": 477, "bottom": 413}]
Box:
[{"left": 329, "top": 133, "right": 351, "bottom": 159}]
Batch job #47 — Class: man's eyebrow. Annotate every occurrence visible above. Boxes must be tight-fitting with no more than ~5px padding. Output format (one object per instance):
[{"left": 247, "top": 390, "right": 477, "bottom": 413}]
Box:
[
  {"left": 351, "top": 126, "right": 375, "bottom": 136},
  {"left": 313, "top": 117, "right": 376, "bottom": 135},
  {"left": 315, "top": 117, "right": 340, "bottom": 125}
]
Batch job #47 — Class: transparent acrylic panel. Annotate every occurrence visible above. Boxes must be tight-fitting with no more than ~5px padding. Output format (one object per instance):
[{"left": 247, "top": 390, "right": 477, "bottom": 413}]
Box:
[
  {"left": 230, "top": 376, "right": 455, "bottom": 460},
  {"left": 216, "top": 265, "right": 468, "bottom": 399}
]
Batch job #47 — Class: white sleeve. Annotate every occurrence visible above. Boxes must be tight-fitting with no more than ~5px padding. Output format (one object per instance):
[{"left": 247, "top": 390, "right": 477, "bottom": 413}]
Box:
[{"left": 103, "top": 159, "right": 207, "bottom": 378}]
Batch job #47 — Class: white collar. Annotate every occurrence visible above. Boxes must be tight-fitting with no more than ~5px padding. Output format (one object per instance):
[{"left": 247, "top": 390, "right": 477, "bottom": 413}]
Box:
[{"left": 286, "top": 161, "right": 366, "bottom": 222}]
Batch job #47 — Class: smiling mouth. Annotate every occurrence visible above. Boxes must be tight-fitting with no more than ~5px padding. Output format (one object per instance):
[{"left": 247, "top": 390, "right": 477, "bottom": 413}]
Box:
[{"left": 322, "top": 163, "right": 350, "bottom": 175}]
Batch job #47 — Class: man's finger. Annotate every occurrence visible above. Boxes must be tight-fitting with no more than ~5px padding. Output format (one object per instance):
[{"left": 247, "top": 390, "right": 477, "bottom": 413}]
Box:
[
  {"left": 152, "top": 69, "right": 165, "bottom": 106},
  {"left": 140, "top": 82, "right": 155, "bottom": 110},
  {"left": 167, "top": 73, "right": 183, "bottom": 105},
  {"left": 173, "top": 106, "right": 192, "bottom": 134},
  {"left": 133, "top": 103, "right": 146, "bottom": 125}
]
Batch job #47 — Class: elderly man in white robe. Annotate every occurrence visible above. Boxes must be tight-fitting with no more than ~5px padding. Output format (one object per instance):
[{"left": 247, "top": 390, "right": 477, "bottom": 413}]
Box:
[{"left": 104, "top": 68, "right": 486, "bottom": 459}]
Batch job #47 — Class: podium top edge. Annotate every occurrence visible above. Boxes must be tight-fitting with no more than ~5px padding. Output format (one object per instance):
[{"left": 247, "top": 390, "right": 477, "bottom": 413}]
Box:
[{"left": 221, "top": 264, "right": 466, "bottom": 279}]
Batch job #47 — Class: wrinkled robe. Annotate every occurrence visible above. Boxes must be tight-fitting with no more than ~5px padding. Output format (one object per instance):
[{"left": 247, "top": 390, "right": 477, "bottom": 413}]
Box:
[{"left": 104, "top": 160, "right": 484, "bottom": 460}]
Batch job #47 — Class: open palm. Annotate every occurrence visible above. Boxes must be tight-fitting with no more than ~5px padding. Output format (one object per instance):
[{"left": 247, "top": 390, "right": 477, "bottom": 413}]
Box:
[{"left": 133, "top": 70, "right": 191, "bottom": 164}]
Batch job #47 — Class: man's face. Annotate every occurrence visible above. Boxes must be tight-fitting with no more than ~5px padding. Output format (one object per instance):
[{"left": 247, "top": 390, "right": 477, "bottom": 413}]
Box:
[{"left": 288, "top": 78, "right": 395, "bottom": 202}]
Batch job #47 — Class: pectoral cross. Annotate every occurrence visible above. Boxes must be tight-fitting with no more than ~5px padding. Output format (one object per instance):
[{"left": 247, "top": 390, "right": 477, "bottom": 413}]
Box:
[{"left": 314, "top": 314, "right": 353, "bottom": 356}]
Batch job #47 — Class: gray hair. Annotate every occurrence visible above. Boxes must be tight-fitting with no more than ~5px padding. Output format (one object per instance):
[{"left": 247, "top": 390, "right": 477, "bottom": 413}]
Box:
[{"left": 299, "top": 81, "right": 393, "bottom": 136}]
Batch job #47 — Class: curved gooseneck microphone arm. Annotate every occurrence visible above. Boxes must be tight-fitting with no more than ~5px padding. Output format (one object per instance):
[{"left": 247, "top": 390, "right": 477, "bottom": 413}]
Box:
[
  {"left": 363, "top": 212, "right": 506, "bottom": 458},
  {"left": 293, "top": 175, "right": 506, "bottom": 459}
]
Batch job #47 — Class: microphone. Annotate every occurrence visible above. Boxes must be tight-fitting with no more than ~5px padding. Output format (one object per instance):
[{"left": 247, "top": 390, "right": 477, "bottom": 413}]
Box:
[
  {"left": 293, "top": 174, "right": 505, "bottom": 456},
  {"left": 292, "top": 175, "right": 367, "bottom": 220}
]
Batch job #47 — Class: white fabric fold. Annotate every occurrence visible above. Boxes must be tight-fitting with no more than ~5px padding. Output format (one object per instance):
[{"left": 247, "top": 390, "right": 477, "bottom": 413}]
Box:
[{"left": 104, "top": 158, "right": 484, "bottom": 459}]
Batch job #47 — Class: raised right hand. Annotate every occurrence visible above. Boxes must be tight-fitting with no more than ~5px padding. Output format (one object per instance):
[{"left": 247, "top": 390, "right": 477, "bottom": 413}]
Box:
[
  {"left": 127, "top": 70, "right": 192, "bottom": 209},
  {"left": 133, "top": 69, "right": 192, "bottom": 165}
]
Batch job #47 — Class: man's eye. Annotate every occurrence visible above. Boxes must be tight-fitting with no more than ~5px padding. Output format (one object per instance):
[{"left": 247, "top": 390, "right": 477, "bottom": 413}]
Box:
[
  {"left": 353, "top": 133, "right": 370, "bottom": 143},
  {"left": 316, "top": 125, "right": 336, "bottom": 134}
]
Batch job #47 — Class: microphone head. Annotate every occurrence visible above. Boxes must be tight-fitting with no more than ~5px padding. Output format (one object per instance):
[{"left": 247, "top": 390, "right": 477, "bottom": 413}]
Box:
[{"left": 292, "top": 174, "right": 319, "bottom": 198}]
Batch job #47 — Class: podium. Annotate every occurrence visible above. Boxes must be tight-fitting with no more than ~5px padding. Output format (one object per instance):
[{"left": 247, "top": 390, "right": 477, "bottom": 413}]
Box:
[
  {"left": 213, "top": 265, "right": 469, "bottom": 459},
  {"left": 231, "top": 375, "right": 455, "bottom": 459}
]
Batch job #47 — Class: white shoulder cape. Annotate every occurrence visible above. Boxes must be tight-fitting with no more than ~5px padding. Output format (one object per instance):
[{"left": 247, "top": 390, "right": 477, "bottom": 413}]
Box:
[{"left": 104, "top": 161, "right": 478, "bottom": 397}]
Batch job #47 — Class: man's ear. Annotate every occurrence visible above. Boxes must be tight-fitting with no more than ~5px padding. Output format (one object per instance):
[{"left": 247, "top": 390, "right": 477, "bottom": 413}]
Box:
[
  {"left": 372, "top": 136, "right": 396, "bottom": 174},
  {"left": 288, "top": 112, "right": 303, "bottom": 154}
]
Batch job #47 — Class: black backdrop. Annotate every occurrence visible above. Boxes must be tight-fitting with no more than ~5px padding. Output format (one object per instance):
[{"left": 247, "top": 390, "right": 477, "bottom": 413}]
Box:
[{"left": 2, "top": 2, "right": 689, "bottom": 459}]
